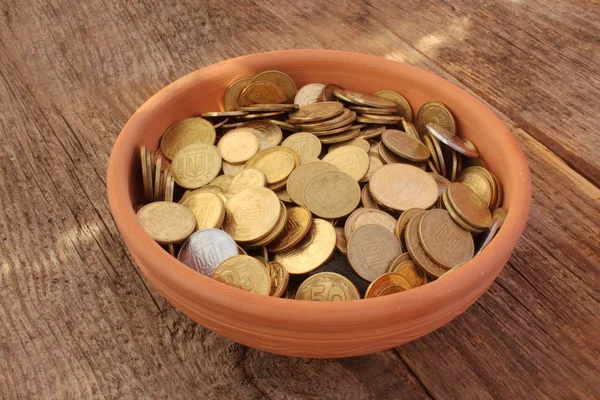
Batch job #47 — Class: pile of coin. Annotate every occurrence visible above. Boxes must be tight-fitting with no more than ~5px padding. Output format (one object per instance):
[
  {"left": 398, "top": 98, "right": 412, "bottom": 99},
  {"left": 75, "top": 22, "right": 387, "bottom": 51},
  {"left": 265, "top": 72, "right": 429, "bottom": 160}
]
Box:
[{"left": 134, "top": 69, "right": 507, "bottom": 301}]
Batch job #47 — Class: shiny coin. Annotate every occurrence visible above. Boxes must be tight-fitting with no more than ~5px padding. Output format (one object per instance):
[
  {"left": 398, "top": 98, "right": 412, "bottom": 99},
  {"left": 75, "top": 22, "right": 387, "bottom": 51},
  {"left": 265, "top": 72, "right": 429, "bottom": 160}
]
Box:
[
  {"left": 238, "top": 81, "right": 286, "bottom": 107},
  {"left": 177, "top": 228, "right": 238, "bottom": 276},
  {"left": 335, "top": 89, "right": 396, "bottom": 108},
  {"left": 220, "top": 122, "right": 245, "bottom": 129},
  {"left": 352, "top": 209, "right": 397, "bottom": 238},
  {"left": 356, "top": 114, "right": 402, "bottom": 124},
  {"left": 222, "top": 160, "right": 245, "bottom": 176},
  {"left": 441, "top": 190, "right": 485, "bottom": 233},
  {"left": 140, "top": 146, "right": 152, "bottom": 201},
  {"left": 274, "top": 219, "right": 336, "bottom": 274},
  {"left": 364, "top": 273, "right": 412, "bottom": 298},
  {"left": 222, "top": 187, "right": 280, "bottom": 242},
  {"left": 391, "top": 260, "right": 427, "bottom": 288},
  {"left": 213, "top": 255, "right": 270, "bottom": 296},
  {"left": 374, "top": 90, "right": 413, "bottom": 122},
  {"left": 298, "top": 109, "right": 355, "bottom": 131},
  {"left": 476, "top": 208, "right": 507, "bottom": 255},
  {"left": 172, "top": 142, "right": 222, "bottom": 189},
  {"left": 318, "top": 128, "right": 362, "bottom": 144},
  {"left": 387, "top": 252, "right": 413, "bottom": 273},
  {"left": 348, "top": 224, "right": 402, "bottom": 282},
  {"left": 329, "top": 138, "right": 370, "bottom": 153},
  {"left": 286, "top": 161, "right": 339, "bottom": 206},
  {"left": 295, "top": 272, "right": 360, "bottom": 301},
  {"left": 369, "top": 164, "right": 438, "bottom": 211},
  {"left": 160, "top": 117, "right": 217, "bottom": 160},
  {"left": 416, "top": 101, "right": 456, "bottom": 137},
  {"left": 217, "top": 128, "right": 260, "bottom": 163},
  {"left": 429, "top": 173, "right": 451, "bottom": 197},
  {"left": 281, "top": 132, "right": 322, "bottom": 162},
  {"left": 267, "top": 206, "right": 313, "bottom": 252},
  {"left": 294, "top": 83, "right": 326, "bottom": 106},
  {"left": 246, "top": 202, "right": 288, "bottom": 247},
  {"left": 239, "top": 120, "right": 283, "bottom": 149},
  {"left": 245, "top": 147, "right": 300, "bottom": 184},
  {"left": 223, "top": 77, "right": 252, "bottom": 111},
  {"left": 401, "top": 119, "right": 420, "bottom": 140},
  {"left": 335, "top": 227, "right": 347, "bottom": 255},
  {"left": 237, "top": 104, "right": 297, "bottom": 112},
  {"left": 348, "top": 105, "right": 396, "bottom": 115},
  {"left": 426, "top": 123, "right": 479, "bottom": 158},
  {"left": 361, "top": 184, "right": 380, "bottom": 209},
  {"left": 288, "top": 102, "right": 344, "bottom": 123},
  {"left": 227, "top": 168, "right": 267, "bottom": 194},
  {"left": 210, "top": 175, "right": 234, "bottom": 192},
  {"left": 202, "top": 111, "right": 248, "bottom": 118},
  {"left": 457, "top": 169, "right": 493, "bottom": 208},
  {"left": 359, "top": 125, "right": 386, "bottom": 139},
  {"left": 321, "top": 84, "right": 344, "bottom": 101},
  {"left": 381, "top": 129, "right": 431, "bottom": 162},
  {"left": 137, "top": 201, "right": 195, "bottom": 244},
  {"left": 212, "top": 118, "right": 229, "bottom": 129},
  {"left": 428, "top": 133, "right": 447, "bottom": 177},
  {"left": 303, "top": 170, "right": 361, "bottom": 219},
  {"left": 377, "top": 142, "right": 425, "bottom": 169},
  {"left": 251, "top": 70, "right": 297, "bottom": 103},
  {"left": 179, "top": 191, "right": 225, "bottom": 230},
  {"left": 322, "top": 146, "right": 370, "bottom": 181},
  {"left": 239, "top": 111, "right": 285, "bottom": 120},
  {"left": 447, "top": 182, "right": 493, "bottom": 229},
  {"left": 403, "top": 213, "right": 446, "bottom": 278},
  {"left": 419, "top": 209, "right": 474, "bottom": 269},
  {"left": 268, "top": 261, "right": 289, "bottom": 297}
]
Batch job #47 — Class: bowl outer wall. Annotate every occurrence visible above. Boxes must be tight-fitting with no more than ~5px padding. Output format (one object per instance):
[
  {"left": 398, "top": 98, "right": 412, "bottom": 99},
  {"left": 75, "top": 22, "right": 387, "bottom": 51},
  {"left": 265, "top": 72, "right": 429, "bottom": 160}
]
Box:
[{"left": 107, "top": 49, "right": 531, "bottom": 358}]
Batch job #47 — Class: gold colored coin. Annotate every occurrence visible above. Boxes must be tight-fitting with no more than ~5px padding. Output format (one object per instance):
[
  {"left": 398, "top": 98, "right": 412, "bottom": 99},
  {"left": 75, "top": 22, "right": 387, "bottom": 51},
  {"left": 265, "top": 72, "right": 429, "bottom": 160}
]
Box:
[
  {"left": 294, "top": 83, "right": 326, "bottom": 106},
  {"left": 377, "top": 141, "right": 425, "bottom": 170},
  {"left": 245, "top": 147, "right": 300, "bottom": 184},
  {"left": 140, "top": 146, "right": 152, "bottom": 201},
  {"left": 318, "top": 128, "right": 362, "bottom": 144},
  {"left": 227, "top": 168, "right": 267, "bottom": 194},
  {"left": 217, "top": 128, "right": 260, "bottom": 163},
  {"left": 137, "top": 201, "right": 195, "bottom": 244},
  {"left": 281, "top": 132, "right": 322, "bottom": 162},
  {"left": 237, "top": 104, "right": 297, "bottom": 112},
  {"left": 322, "top": 146, "right": 370, "bottom": 181},
  {"left": 239, "top": 120, "right": 283, "bottom": 149},
  {"left": 364, "top": 273, "right": 412, "bottom": 298},
  {"left": 419, "top": 209, "right": 474, "bottom": 269},
  {"left": 426, "top": 123, "right": 479, "bottom": 158},
  {"left": 275, "top": 187, "right": 294, "bottom": 203},
  {"left": 358, "top": 152, "right": 384, "bottom": 183},
  {"left": 172, "top": 143, "right": 222, "bottom": 189},
  {"left": 303, "top": 170, "right": 361, "bottom": 219},
  {"left": 387, "top": 253, "right": 412, "bottom": 272},
  {"left": 427, "top": 133, "right": 447, "bottom": 178},
  {"left": 374, "top": 90, "right": 413, "bottom": 122},
  {"left": 447, "top": 182, "right": 493, "bottom": 229},
  {"left": 359, "top": 125, "right": 386, "bottom": 139},
  {"left": 381, "top": 129, "right": 430, "bottom": 162},
  {"left": 202, "top": 111, "right": 248, "bottom": 118},
  {"left": 335, "top": 89, "right": 396, "bottom": 108},
  {"left": 441, "top": 190, "right": 484, "bottom": 233},
  {"left": 160, "top": 117, "right": 217, "bottom": 160},
  {"left": 356, "top": 114, "right": 402, "bottom": 124},
  {"left": 222, "top": 187, "right": 280, "bottom": 242},
  {"left": 286, "top": 161, "right": 339, "bottom": 206},
  {"left": 457, "top": 170, "right": 493, "bottom": 208},
  {"left": 247, "top": 202, "right": 288, "bottom": 247},
  {"left": 352, "top": 209, "right": 397, "bottom": 237},
  {"left": 239, "top": 111, "right": 285, "bottom": 120},
  {"left": 348, "top": 224, "right": 403, "bottom": 282},
  {"left": 274, "top": 219, "right": 336, "bottom": 274},
  {"left": 163, "top": 170, "right": 174, "bottom": 202},
  {"left": 329, "top": 138, "right": 370, "bottom": 153},
  {"left": 369, "top": 164, "right": 438, "bottom": 211},
  {"left": 288, "top": 102, "right": 344, "bottom": 123},
  {"left": 401, "top": 119, "right": 421, "bottom": 140},
  {"left": 416, "top": 101, "right": 456, "bottom": 137},
  {"left": 335, "top": 227, "right": 347, "bottom": 255},
  {"left": 294, "top": 272, "right": 360, "bottom": 301},
  {"left": 321, "top": 84, "right": 344, "bottom": 101},
  {"left": 223, "top": 77, "right": 252, "bottom": 111},
  {"left": 298, "top": 108, "right": 354, "bottom": 130},
  {"left": 266, "top": 119, "right": 298, "bottom": 131},
  {"left": 429, "top": 173, "right": 451, "bottom": 197},
  {"left": 348, "top": 105, "right": 396, "bottom": 115},
  {"left": 238, "top": 81, "right": 287, "bottom": 107},
  {"left": 210, "top": 175, "right": 234, "bottom": 192},
  {"left": 404, "top": 212, "right": 446, "bottom": 278},
  {"left": 422, "top": 134, "right": 441, "bottom": 173},
  {"left": 268, "top": 261, "right": 289, "bottom": 297},
  {"left": 267, "top": 206, "right": 313, "bottom": 253},
  {"left": 343, "top": 207, "right": 369, "bottom": 240},
  {"left": 222, "top": 160, "right": 245, "bottom": 176},
  {"left": 179, "top": 191, "right": 225, "bottom": 230},
  {"left": 361, "top": 184, "right": 380, "bottom": 209},
  {"left": 155, "top": 148, "right": 171, "bottom": 171},
  {"left": 391, "top": 260, "right": 427, "bottom": 288},
  {"left": 213, "top": 255, "right": 270, "bottom": 296},
  {"left": 251, "top": 70, "right": 298, "bottom": 103},
  {"left": 154, "top": 155, "right": 162, "bottom": 201}
]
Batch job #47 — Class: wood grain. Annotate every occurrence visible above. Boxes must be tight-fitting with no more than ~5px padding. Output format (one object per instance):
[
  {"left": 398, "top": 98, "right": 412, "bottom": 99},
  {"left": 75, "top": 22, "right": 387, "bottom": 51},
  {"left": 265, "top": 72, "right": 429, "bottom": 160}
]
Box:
[{"left": 0, "top": 0, "right": 598, "bottom": 399}]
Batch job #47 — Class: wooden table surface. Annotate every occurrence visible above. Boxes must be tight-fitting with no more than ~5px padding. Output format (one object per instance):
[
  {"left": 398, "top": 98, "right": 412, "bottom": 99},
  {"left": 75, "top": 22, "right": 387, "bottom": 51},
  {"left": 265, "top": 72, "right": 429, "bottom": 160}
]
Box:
[{"left": 1, "top": 0, "right": 598, "bottom": 398}]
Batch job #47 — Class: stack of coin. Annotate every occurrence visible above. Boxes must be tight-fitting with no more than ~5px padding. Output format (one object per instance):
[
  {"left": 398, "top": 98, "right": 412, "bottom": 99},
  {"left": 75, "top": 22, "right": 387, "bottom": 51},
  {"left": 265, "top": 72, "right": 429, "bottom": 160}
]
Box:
[{"left": 134, "top": 70, "right": 508, "bottom": 302}]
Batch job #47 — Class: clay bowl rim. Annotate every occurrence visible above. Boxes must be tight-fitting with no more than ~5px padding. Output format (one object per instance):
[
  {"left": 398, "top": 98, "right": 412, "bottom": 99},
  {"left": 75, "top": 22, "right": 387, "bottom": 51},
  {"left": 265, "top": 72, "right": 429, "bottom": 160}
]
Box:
[{"left": 107, "top": 49, "right": 531, "bottom": 328}]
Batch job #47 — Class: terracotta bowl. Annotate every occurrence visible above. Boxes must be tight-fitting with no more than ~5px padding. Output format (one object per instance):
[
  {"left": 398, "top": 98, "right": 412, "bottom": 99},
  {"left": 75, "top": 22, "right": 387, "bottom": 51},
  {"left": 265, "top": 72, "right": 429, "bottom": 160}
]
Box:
[{"left": 107, "top": 49, "right": 531, "bottom": 358}]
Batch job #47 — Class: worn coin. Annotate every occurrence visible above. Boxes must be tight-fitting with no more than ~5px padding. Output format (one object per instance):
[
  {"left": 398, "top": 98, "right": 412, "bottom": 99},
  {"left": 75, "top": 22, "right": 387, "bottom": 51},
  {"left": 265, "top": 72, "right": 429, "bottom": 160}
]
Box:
[
  {"left": 404, "top": 213, "right": 447, "bottom": 278},
  {"left": 274, "top": 219, "right": 336, "bottom": 274},
  {"left": 322, "top": 146, "right": 370, "bottom": 181},
  {"left": 364, "top": 273, "right": 412, "bottom": 298},
  {"left": 374, "top": 90, "right": 413, "bottom": 122},
  {"left": 217, "top": 128, "right": 260, "bottom": 163},
  {"left": 251, "top": 70, "right": 297, "bottom": 103},
  {"left": 348, "top": 105, "right": 396, "bottom": 115},
  {"left": 161, "top": 117, "right": 217, "bottom": 160},
  {"left": 303, "top": 170, "right": 361, "bottom": 219},
  {"left": 441, "top": 190, "right": 485, "bottom": 233},
  {"left": 401, "top": 119, "right": 420, "bottom": 140},
  {"left": 227, "top": 168, "right": 267, "bottom": 194},
  {"left": 223, "top": 77, "right": 252, "bottom": 111},
  {"left": 294, "top": 83, "right": 326, "bottom": 106},
  {"left": 239, "top": 81, "right": 287, "bottom": 107},
  {"left": 286, "top": 161, "right": 339, "bottom": 206},
  {"left": 318, "top": 128, "right": 362, "bottom": 144},
  {"left": 299, "top": 109, "right": 355, "bottom": 132},
  {"left": 222, "top": 187, "right": 280, "bottom": 242},
  {"left": 281, "top": 132, "right": 322, "bottom": 162},
  {"left": 239, "top": 120, "right": 283, "bottom": 149},
  {"left": 137, "top": 201, "right": 195, "bottom": 244},
  {"left": 416, "top": 101, "right": 456, "bottom": 137},
  {"left": 268, "top": 261, "right": 289, "bottom": 297},
  {"left": 348, "top": 224, "right": 402, "bottom": 282},
  {"left": 381, "top": 129, "right": 430, "bottom": 162},
  {"left": 172, "top": 142, "right": 222, "bottom": 189},
  {"left": 213, "top": 255, "right": 270, "bottom": 296},
  {"left": 447, "top": 182, "right": 493, "bottom": 229},
  {"left": 177, "top": 228, "right": 238, "bottom": 276},
  {"left": 179, "top": 191, "right": 225, "bottom": 230},
  {"left": 369, "top": 164, "right": 438, "bottom": 211},
  {"left": 457, "top": 169, "right": 493, "bottom": 208},
  {"left": 295, "top": 272, "right": 360, "bottom": 301},
  {"left": 419, "top": 209, "right": 474, "bottom": 269},
  {"left": 387, "top": 252, "right": 413, "bottom": 272}
]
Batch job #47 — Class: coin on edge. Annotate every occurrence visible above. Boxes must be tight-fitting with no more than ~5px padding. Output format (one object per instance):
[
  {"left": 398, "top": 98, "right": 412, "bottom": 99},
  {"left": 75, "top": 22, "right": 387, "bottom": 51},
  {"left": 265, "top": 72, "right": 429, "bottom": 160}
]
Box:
[
  {"left": 347, "top": 224, "right": 402, "bottom": 282},
  {"left": 238, "top": 81, "right": 287, "bottom": 107},
  {"left": 447, "top": 182, "right": 493, "bottom": 229},
  {"left": 177, "top": 228, "right": 239, "bottom": 276},
  {"left": 251, "top": 70, "right": 298, "bottom": 103},
  {"left": 374, "top": 90, "right": 413, "bottom": 122},
  {"left": 416, "top": 101, "right": 456, "bottom": 137},
  {"left": 294, "top": 272, "right": 360, "bottom": 301},
  {"left": 268, "top": 261, "right": 289, "bottom": 297},
  {"left": 223, "top": 77, "right": 252, "bottom": 111},
  {"left": 137, "top": 201, "right": 195, "bottom": 244},
  {"left": 213, "top": 255, "right": 270, "bottom": 296}
]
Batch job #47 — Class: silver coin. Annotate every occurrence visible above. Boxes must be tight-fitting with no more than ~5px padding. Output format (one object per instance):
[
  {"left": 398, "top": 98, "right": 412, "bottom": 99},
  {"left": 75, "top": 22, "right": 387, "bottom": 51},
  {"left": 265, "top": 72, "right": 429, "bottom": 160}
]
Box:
[
  {"left": 294, "top": 83, "right": 325, "bottom": 106},
  {"left": 426, "top": 123, "right": 479, "bottom": 158},
  {"left": 177, "top": 228, "right": 239, "bottom": 276}
]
